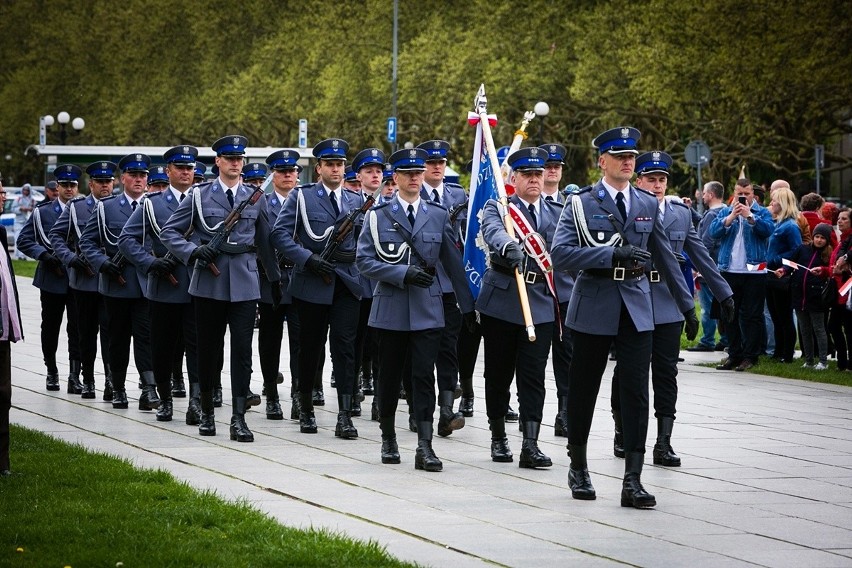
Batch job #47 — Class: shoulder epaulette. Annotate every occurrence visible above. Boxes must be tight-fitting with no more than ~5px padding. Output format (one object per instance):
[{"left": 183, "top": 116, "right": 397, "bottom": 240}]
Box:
[
  {"left": 428, "top": 201, "right": 448, "bottom": 211},
  {"left": 445, "top": 181, "right": 465, "bottom": 190},
  {"left": 373, "top": 201, "right": 390, "bottom": 210},
  {"left": 295, "top": 183, "right": 313, "bottom": 191},
  {"left": 635, "top": 188, "right": 656, "bottom": 198},
  {"left": 669, "top": 200, "right": 689, "bottom": 209},
  {"left": 69, "top": 195, "right": 86, "bottom": 203},
  {"left": 576, "top": 185, "right": 593, "bottom": 195},
  {"left": 35, "top": 199, "right": 54, "bottom": 208},
  {"left": 146, "top": 190, "right": 164, "bottom": 198},
  {"left": 192, "top": 181, "right": 214, "bottom": 191},
  {"left": 542, "top": 198, "right": 564, "bottom": 209},
  {"left": 100, "top": 194, "right": 117, "bottom": 202}
]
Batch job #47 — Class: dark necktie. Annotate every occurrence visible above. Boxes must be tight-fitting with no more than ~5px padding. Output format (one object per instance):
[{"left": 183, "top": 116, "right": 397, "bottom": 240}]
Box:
[
  {"left": 407, "top": 204, "right": 415, "bottom": 227},
  {"left": 226, "top": 188, "right": 234, "bottom": 208},
  {"left": 528, "top": 203, "right": 537, "bottom": 230},
  {"left": 330, "top": 191, "right": 339, "bottom": 216},
  {"left": 131, "top": 200, "right": 137, "bottom": 211},
  {"left": 616, "top": 192, "right": 627, "bottom": 222},
  {"left": 179, "top": 193, "right": 185, "bottom": 202},
  {"left": 432, "top": 189, "right": 440, "bottom": 204}
]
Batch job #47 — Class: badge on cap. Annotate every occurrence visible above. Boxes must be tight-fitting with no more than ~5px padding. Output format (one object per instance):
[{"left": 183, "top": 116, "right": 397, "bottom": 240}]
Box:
[
  {"left": 530, "top": 148, "right": 540, "bottom": 157},
  {"left": 549, "top": 145, "right": 556, "bottom": 152},
  {"left": 101, "top": 162, "right": 107, "bottom": 169},
  {"left": 432, "top": 141, "right": 441, "bottom": 149},
  {"left": 652, "top": 151, "right": 661, "bottom": 160},
  {"left": 233, "top": 137, "right": 240, "bottom": 146},
  {"left": 409, "top": 149, "right": 417, "bottom": 158},
  {"left": 371, "top": 149, "right": 378, "bottom": 157},
  {"left": 620, "top": 128, "right": 629, "bottom": 138},
  {"left": 332, "top": 140, "right": 339, "bottom": 149},
  {"left": 183, "top": 146, "right": 189, "bottom": 153},
  {"left": 136, "top": 154, "right": 142, "bottom": 161}
]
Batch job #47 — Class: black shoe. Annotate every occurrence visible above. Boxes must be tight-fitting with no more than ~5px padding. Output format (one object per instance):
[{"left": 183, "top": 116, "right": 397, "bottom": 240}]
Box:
[
  {"left": 686, "top": 344, "right": 714, "bottom": 352},
  {"left": 491, "top": 438, "right": 513, "bottom": 462},
  {"left": 362, "top": 371, "right": 374, "bottom": 395},
  {"left": 567, "top": 444, "right": 596, "bottom": 500},
  {"left": 735, "top": 360, "right": 755, "bottom": 372},
  {"left": 112, "top": 389, "right": 128, "bottom": 409},
  {"left": 653, "top": 417, "right": 681, "bottom": 466},
  {"left": 381, "top": 438, "right": 401, "bottom": 464},
  {"left": 246, "top": 389, "right": 261, "bottom": 408},
  {"left": 81, "top": 381, "right": 96, "bottom": 399},
  {"left": 554, "top": 396, "right": 569, "bottom": 437},
  {"left": 103, "top": 378, "right": 113, "bottom": 401},
  {"left": 351, "top": 397, "right": 362, "bottom": 417},
  {"left": 621, "top": 452, "right": 655, "bottom": 508},
  {"left": 139, "top": 384, "right": 161, "bottom": 411},
  {"left": 299, "top": 392, "right": 318, "bottom": 434},
  {"left": 312, "top": 388, "right": 325, "bottom": 407},
  {"left": 171, "top": 377, "right": 187, "bottom": 398},
  {"left": 408, "top": 414, "right": 417, "bottom": 433},
  {"left": 335, "top": 412, "right": 358, "bottom": 439},
  {"left": 199, "top": 391, "right": 216, "bottom": 436},
  {"left": 230, "top": 397, "right": 254, "bottom": 442},
  {"left": 716, "top": 358, "right": 738, "bottom": 371},
  {"left": 46, "top": 372, "right": 60, "bottom": 391},
  {"left": 437, "top": 391, "right": 465, "bottom": 437},
  {"left": 505, "top": 405, "right": 519, "bottom": 422},
  {"left": 414, "top": 440, "right": 442, "bottom": 472},
  {"left": 519, "top": 422, "right": 552, "bottom": 468},
  {"left": 67, "top": 376, "right": 83, "bottom": 395},
  {"left": 330, "top": 371, "right": 336, "bottom": 388},
  {"left": 714, "top": 342, "right": 727, "bottom": 351},
  {"left": 290, "top": 394, "right": 300, "bottom": 421},
  {"left": 213, "top": 387, "right": 223, "bottom": 408},
  {"left": 453, "top": 382, "right": 462, "bottom": 399},
  {"left": 266, "top": 399, "right": 284, "bottom": 420},
  {"left": 613, "top": 408, "right": 625, "bottom": 458},
  {"left": 459, "top": 395, "right": 474, "bottom": 417},
  {"left": 186, "top": 398, "right": 202, "bottom": 425},
  {"left": 156, "top": 399, "right": 174, "bottom": 422}
]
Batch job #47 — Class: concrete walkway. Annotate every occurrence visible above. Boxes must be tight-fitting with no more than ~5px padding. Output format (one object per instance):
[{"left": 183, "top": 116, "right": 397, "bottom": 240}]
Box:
[{"left": 8, "top": 275, "right": 852, "bottom": 567}]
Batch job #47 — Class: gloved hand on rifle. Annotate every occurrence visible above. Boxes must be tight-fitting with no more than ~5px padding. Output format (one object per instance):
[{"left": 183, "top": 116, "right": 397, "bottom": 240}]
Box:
[
  {"left": 147, "top": 257, "right": 178, "bottom": 276},
  {"left": 69, "top": 255, "right": 89, "bottom": 272},
  {"left": 404, "top": 265, "right": 434, "bottom": 288},
  {"left": 305, "top": 253, "right": 335, "bottom": 277},
  {"left": 612, "top": 244, "right": 652, "bottom": 264},
  {"left": 720, "top": 295, "right": 736, "bottom": 323},
  {"left": 99, "top": 259, "right": 123, "bottom": 277},
  {"left": 189, "top": 244, "right": 218, "bottom": 264},
  {"left": 502, "top": 242, "right": 525, "bottom": 270},
  {"left": 38, "top": 251, "right": 63, "bottom": 271},
  {"left": 683, "top": 308, "right": 699, "bottom": 341},
  {"left": 673, "top": 251, "right": 687, "bottom": 266}
]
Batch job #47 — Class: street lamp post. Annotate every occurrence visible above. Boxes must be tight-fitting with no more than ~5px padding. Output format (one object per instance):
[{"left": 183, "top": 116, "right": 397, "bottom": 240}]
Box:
[
  {"left": 533, "top": 101, "right": 549, "bottom": 145},
  {"left": 40, "top": 112, "right": 85, "bottom": 146}
]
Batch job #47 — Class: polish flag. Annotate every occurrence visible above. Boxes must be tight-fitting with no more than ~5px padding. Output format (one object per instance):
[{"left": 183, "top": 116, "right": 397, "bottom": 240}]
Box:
[
  {"left": 839, "top": 278, "right": 852, "bottom": 298},
  {"left": 746, "top": 262, "right": 767, "bottom": 271},
  {"left": 781, "top": 258, "right": 804, "bottom": 270}
]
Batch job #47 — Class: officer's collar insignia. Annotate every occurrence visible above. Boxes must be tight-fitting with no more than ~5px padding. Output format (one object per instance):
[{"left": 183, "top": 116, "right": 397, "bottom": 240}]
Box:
[
  {"left": 166, "top": 194, "right": 173, "bottom": 202},
  {"left": 597, "top": 189, "right": 605, "bottom": 199},
  {"left": 392, "top": 202, "right": 399, "bottom": 212},
  {"left": 317, "top": 189, "right": 325, "bottom": 197},
  {"left": 271, "top": 197, "right": 279, "bottom": 206}
]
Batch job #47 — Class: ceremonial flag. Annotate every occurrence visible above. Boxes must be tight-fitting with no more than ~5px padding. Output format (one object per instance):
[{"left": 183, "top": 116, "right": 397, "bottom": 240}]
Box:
[
  {"left": 839, "top": 278, "right": 852, "bottom": 298},
  {"left": 463, "top": 115, "right": 499, "bottom": 299}
]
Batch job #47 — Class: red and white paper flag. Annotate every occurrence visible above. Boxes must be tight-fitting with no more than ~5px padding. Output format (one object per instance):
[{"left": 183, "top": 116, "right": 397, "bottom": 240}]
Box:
[
  {"left": 781, "top": 258, "right": 805, "bottom": 270},
  {"left": 839, "top": 278, "right": 852, "bottom": 298},
  {"left": 746, "top": 262, "right": 767, "bottom": 271}
]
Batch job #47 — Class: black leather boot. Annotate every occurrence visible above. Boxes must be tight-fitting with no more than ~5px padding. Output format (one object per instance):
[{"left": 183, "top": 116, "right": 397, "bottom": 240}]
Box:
[
  {"left": 621, "top": 452, "right": 655, "bottom": 509},
  {"left": 186, "top": 383, "right": 202, "bottom": 425},
  {"left": 80, "top": 363, "right": 96, "bottom": 399},
  {"left": 213, "top": 377, "right": 223, "bottom": 407},
  {"left": 330, "top": 371, "right": 336, "bottom": 388},
  {"left": 371, "top": 399, "right": 379, "bottom": 421},
  {"left": 361, "top": 360, "right": 374, "bottom": 395},
  {"left": 199, "top": 390, "right": 216, "bottom": 436},
  {"left": 554, "top": 396, "right": 569, "bottom": 437},
  {"left": 299, "top": 392, "right": 318, "bottom": 434},
  {"left": 156, "top": 382, "right": 173, "bottom": 422},
  {"left": 406, "top": 392, "right": 417, "bottom": 432},
  {"left": 489, "top": 417, "right": 513, "bottom": 463},
  {"left": 138, "top": 371, "right": 160, "bottom": 411},
  {"left": 111, "top": 371, "right": 128, "bottom": 409},
  {"left": 246, "top": 388, "right": 261, "bottom": 408},
  {"left": 312, "top": 387, "right": 325, "bottom": 407},
  {"left": 171, "top": 372, "right": 186, "bottom": 398},
  {"left": 67, "top": 360, "right": 83, "bottom": 394},
  {"left": 567, "top": 444, "right": 596, "bottom": 500},
  {"left": 437, "top": 390, "right": 465, "bottom": 437},
  {"left": 612, "top": 410, "right": 625, "bottom": 458},
  {"left": 379, "top": 416, "right": 400, "bottom": 464},
  {"left": 335, "top": 394, "right": 358, "bottom": 439},
  {"left": 459, "top": 374, "right": 474, "bottom": 417},
  {"left": 414, "top": 422, "right": 442, "bottom": 472},
  {"left": 653, "top": 417, "right": 681, "bottom": 466},
  {"left": 289, "top": 384, "right": 301, "bottom": 420},
  {"left": 265, "top": 386, "right": 283, "bottom": 420},
  {"left": 230, "top": 397, "right": 254, "bottom": 442},
  {"left": 45, "top": 369, "right": 60, "bottom": 391},
  {"left": 103, "top": 364, "right": 113, "bottom": 401},
  {"left": 519, "top": 422, "right": 552, "bottom": 469},
  {"left": 505, "top": 404, "right": 519, "bottom": 422},
  {"left": 351, "top": 388, "right": 362, "bottom": 417}
]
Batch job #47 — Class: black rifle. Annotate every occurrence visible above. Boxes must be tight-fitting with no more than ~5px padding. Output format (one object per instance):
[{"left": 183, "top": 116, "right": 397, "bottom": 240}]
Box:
[
  {"left": 317, "top": 194, "right": 375, "bottom": 284},
  {"left": 108, "top": 250, "right": 128, "bottom": 286},
  {"left": 448, "top": 199, "right": 469, "bottom": 226},
  {"left": 196, "top": 185, "right": 265, "bottom": 276}
]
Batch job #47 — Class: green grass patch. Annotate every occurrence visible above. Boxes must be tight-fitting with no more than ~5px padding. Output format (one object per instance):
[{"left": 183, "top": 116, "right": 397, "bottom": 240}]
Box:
[
  {"left": 697, "top": 358, "right": 852, "bottom": 387},
  {"left": 11, "top": 259, "right": 36, "bottom": 278},
  {"left": 0, "top": 425, "right": 417, "bottom": 568}
]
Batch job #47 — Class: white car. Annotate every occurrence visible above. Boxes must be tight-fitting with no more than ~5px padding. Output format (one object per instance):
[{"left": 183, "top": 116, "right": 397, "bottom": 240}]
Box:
[{"left": 3, "top": 189, "right": 46, "bottom": 251}]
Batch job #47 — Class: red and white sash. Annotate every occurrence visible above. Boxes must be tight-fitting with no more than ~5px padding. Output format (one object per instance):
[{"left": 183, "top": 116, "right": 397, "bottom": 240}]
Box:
[{"left": 507, "top": 203, "right": 558, "bottom": 302}]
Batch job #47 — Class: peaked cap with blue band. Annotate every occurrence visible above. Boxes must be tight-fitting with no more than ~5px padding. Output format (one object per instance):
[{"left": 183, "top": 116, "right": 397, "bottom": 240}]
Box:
[
  {"left": 164, "top": 145, "right": 198, "bottom": 164},
  {"left": 148, "top": 165, "right": 169, "bottom": 185},
  {"left": 417, "top": 139, "right": 450, "bottom": 161},
  {"left": 592, "top": 126, "right": 641, "bottom": 155},
  {"left": 507, "top": 147, "right": 547, "bottom": 171},
  {"left": 352, "top": 148, "right": 386, "bottom": 172},
  {"left": 635, "top": 151, "right": 673, "bottom": 176},
  {"left": 56, "top": 164, "right": 84, "bottom": 181},
  {"left": 212, "top": 135, "right": 248, "bottom": 156},
  {"left": 266, "top": 149, "right": 302, "bottom": 171},
  {"left": 539, "top": 143, "right": 567, "bottom": 164},
  {"left": 118, "top": 153, "right": 151, "bottom": 173},
  {"left": 242, "top": 162, "right": 268, "bottom": 182},
  {"left": 389, "top": 148, "right": 428, "bottom": 172},
  {"left": 84, "top": 161, "right": 115, "bottom": 180},
  {"left": 313, "top": 138, "right": 349, "bottom": 160}
]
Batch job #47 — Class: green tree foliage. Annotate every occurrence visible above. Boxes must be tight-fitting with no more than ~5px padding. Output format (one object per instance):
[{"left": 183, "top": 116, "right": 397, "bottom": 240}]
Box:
[{"left": 1, "top": 0, "right": 849, "bottom": 194}]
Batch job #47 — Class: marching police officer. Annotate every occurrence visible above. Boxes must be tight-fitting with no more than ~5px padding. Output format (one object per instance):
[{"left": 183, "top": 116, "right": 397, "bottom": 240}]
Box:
[
  {"left": 551, "top": 127, "right": 697, "bottom": 509},
  {"left": 79, "top": 153, "right": 157, "bottom": 411},
  {"left": 118, "top": 145, "right": 201, "bottom": 423},
  {"left": 160, "top": 135, "right": 278, "bottom": 442},
  {"left": 356, "top": 147, "right": 474, "bottom": 469},
  {"left": 351, "top": 147, "right": 386, "bottom": 419},
  {"left": 416, "top": 140, "right": 468, "bottom": 436},
  {"left": 476, "top": 147, "right": 558, "bottom": 468},
  {"left": 17, "top": 165, "right": 81, "bottom": 394},
  {"left": 193, "top": 162, "right": 207, "bottom": 185},
  {"left": 148, "top": 165, "right": 170, "bottom": 190},
  {"left": 50, "top": 162, "right": 115, "bottom": 399},
  {"left": 254, "top": 151, "right": 301, "bottom": 421},
  {"left": 537, "top": 143, "right": 575, "bottom": 437},
  {"left": 609, "top": 151, "right": 734, "bottom": 465},
  {"left": 271, "top": 138, "right": 363, "bottom": 439}
]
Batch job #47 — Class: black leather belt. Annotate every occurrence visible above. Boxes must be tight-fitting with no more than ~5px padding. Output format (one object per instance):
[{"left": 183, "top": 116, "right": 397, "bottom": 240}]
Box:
[
  {"left": 331, "top": 250, "right": 355, "bottom": 264},
  {"left": 585, "top": 266, "right": 645, "bottom": 281},
  {"left": 492, "top": 263, "right": 546, "bottom": 284}
]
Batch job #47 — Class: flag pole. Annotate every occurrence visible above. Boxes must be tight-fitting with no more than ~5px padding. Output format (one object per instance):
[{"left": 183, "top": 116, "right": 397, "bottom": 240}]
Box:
[
  {"left": 474, "top": 84, "right": 536, "bottom": 341},
  {"left": 500, "top": 110, "right": 536, "bottom": 185}
]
